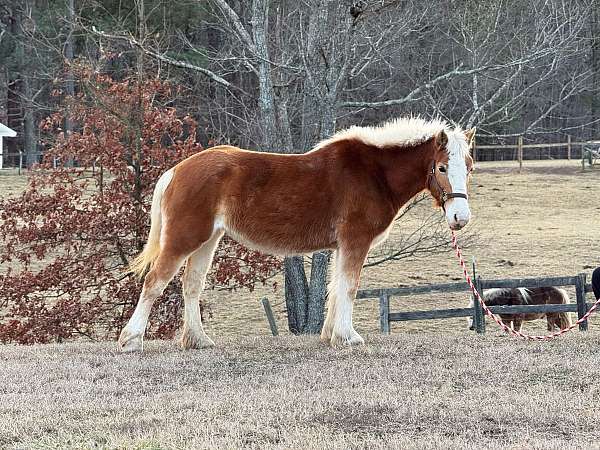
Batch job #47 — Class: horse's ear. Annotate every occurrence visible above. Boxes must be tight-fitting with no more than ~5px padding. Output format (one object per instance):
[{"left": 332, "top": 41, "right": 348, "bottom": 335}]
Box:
[
  {"left": 435, "top": 130, "right": 448, "bottom": 148},
  {"left": 465, "top": 127, "right": 476, "bottom": 146}
]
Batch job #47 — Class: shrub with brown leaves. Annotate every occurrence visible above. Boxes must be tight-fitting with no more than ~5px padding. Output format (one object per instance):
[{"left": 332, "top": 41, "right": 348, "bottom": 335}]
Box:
[{"left": 0, "top": 69, "right": 281, "bottom": 344}]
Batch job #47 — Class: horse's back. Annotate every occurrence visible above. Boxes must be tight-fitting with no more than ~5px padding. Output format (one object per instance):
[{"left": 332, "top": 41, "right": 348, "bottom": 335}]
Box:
[
  {"left": 544, "top": 287, "right": 569, "bottom": 305},
  {"left": 164, "top": 145, "right": 339, "bottom": 254}
]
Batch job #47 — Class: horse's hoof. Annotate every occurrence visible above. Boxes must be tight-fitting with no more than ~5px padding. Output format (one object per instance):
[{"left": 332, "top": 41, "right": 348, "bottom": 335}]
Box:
[
  {"left": 180, "top": 329, "right": 215, "bottom": 350},
  {"left": 320, "top": 326, "right": 333, "bottom": 343},
  {"left": 330, "top": 329, "right": 365, "bottom": 348},
  {"left": 118, "top": 329, "right": 144, "bottom": 353}
]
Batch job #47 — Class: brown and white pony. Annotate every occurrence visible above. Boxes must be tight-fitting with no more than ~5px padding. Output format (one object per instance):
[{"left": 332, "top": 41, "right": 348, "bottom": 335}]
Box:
[
  {"left": 467, "top": 287, "right": 572, "bottom": 332},
  {"left": 120, "top": 117, "right": 475, "bottom": 352}
]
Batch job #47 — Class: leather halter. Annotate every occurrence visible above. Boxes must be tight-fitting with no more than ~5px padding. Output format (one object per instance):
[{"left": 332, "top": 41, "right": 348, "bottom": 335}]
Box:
[{"left": 428, "top": 162, "right": 468, "bottom": 212}]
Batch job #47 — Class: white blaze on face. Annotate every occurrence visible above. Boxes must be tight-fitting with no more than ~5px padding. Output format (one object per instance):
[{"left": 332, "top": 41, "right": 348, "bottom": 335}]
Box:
[{"left": 445, "top": 131, "right": 471, "bottom": 230}]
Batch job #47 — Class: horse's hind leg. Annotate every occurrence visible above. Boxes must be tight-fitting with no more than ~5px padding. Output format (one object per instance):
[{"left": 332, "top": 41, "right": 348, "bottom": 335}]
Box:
[
  {"left": 180, "top": 230, "right": 224, "bottom": 350},
  {"left": 119, "top": 251, "right": 185, "bottom": 352}
]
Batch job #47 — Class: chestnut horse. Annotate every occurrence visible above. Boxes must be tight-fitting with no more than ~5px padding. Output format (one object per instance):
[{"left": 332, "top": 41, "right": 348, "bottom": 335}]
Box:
[
  {"left": 120, "top": 117, "right": 475, "bottom": 352},
  {"left": 467, "top": 287, "right": 572, "bottom": 332}
]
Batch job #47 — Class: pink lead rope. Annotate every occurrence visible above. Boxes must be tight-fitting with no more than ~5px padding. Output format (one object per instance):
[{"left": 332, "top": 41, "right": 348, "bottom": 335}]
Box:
[{"left": 451, "top": 230, "right": 600, "bottom": 340}]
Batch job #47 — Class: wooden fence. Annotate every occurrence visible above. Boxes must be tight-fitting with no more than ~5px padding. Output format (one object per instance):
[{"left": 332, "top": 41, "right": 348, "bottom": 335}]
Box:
[
  {"left": 357, "top": 273, "right": 595, "bottom": 335},
  {"left": 2, "top": 138, "right": 600, "bottom": 171},
  {"left": 473, "top": 137, "right": 600, "bottom": 171}
]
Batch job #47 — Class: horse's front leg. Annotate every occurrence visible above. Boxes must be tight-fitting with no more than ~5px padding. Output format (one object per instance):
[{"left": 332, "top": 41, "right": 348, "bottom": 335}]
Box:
[
  {"left": 328, "top": 242, "right": 370, "bottom": 348},
  {"left": 512, "top": 318, "right": 523, "bottom": 332},
  {"left": 321, "top": 250, "right": 339, "bottom": 343}
]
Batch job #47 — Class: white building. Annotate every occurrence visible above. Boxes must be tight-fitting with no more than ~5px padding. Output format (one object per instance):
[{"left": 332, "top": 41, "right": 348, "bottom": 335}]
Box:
[{"left": 0, "top": 123, "right": 17, "bottom": 170}]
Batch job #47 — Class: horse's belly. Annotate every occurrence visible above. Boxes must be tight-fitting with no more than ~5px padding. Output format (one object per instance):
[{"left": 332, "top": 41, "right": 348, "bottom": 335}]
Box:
[
  {"left": 521, "top": 313, "right": 546, "bottom": 321},
  {"left": 223, "top": 220, "right": 336, "bottom": 256}
]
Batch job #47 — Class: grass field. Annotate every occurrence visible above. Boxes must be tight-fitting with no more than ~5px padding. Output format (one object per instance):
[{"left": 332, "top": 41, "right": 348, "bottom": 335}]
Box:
[
  {"left": 1, "top": 160, "right": 600, "bottom": 449},
  {"left": 2, "top": 334, "right": 600, "bottom": 449},
  {"left": 1, "top": 160, "right": 599, "bottom": 339}
]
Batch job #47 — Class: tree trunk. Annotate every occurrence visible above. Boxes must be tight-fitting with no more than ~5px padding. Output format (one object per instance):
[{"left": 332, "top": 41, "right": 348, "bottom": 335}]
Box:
[
  {"left": 305, "top": 250, "right": 330, "bottom": 333},
  {"left": 15, "top": 3, "right": 37, "bottom": 167},
  {"left": 23, "top": 75, "right": 36, "bottom": 167},
  {"left": 286, "top": 2, "right": 353, "bottom": 335},
  {"left": 64, "top": 0, "right": 75, "bottom": 166},
  {"left": 6, "top": 5, "right": 23, "bottom": 163},
  {"left": 591, "top": 0, "right": 600, "bottom": 139},
  {"left": 251, "top": 0, "right": 279, "bottom": 151},
  {"left": 284, "top": 256, "right": 308, "bottom": 334}
]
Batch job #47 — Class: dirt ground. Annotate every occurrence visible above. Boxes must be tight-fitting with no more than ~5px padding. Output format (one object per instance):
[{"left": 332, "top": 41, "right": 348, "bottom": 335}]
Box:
[
  {"left": 207, "top": 159, "right": 600, "bottom": 339},
  {"left": 2, "top": 334, "right": 600, "bottom": 449},
  {"left": 0, "top": 160, "right": 599, "bottom": 340}
]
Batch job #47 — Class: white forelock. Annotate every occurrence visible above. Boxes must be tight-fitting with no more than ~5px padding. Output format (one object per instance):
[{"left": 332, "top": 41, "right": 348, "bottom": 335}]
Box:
[{"left": 313, "top": 116, "right": 468, "bottom": 156}]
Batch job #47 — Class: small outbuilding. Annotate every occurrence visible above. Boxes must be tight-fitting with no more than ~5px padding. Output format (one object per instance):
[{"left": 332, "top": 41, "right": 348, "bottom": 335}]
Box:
[{"left": 0, "top": 123, "right": 17, "bottom": 170}]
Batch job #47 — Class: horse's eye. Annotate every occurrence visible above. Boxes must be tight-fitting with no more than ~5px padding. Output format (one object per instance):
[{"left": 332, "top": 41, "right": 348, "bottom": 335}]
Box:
[{"left": 438, "top": 165, "right": 447, "bottom": 173}]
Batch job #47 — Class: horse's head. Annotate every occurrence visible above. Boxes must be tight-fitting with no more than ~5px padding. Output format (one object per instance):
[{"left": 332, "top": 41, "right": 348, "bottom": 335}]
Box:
[{"left": 427, "top": 127, "right": 475, "bottom": 230}]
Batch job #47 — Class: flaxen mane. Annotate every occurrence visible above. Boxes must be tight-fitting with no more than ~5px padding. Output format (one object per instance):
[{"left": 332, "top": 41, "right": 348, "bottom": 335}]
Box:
[{"left": 313, "top": 117, "right": 469, "bottom": 157}]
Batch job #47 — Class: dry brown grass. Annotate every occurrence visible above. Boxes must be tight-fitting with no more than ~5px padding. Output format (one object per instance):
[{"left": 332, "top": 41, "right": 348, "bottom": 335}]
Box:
[
  {"left": 3, "top": 334, "right": 600, "bottom": 449},
  {"left": 1, "top": 161, "right": 600, "bottom": 448},
  {"left": 1, "top": 160, "right": 599, "bottom": 338}
]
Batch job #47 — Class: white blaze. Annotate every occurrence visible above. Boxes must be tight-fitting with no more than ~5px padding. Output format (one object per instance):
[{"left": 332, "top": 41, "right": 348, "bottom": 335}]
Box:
[{"left": 445, "top": 131, "right": 471, "bottom": 229}]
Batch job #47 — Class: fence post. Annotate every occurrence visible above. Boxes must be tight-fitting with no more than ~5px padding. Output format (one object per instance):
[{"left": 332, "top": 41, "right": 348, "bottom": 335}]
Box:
[
  {"left": 472, "top": 136, "right": 477, "bottom": 162},
  {"left": 575, "top": 273, "right": 588, "bottom": 332},
  {"left": 18, "top": 151, "right": 23, "bottom": 175},
  {"left": 471, "top": 259, "right": 485, "bottom": 334},
  {"left": 567, "top": 135, "right": 572, "bottom": 160},
  {"left": 518, "top": 136, "right": 523, "bottom": 173},
  {"left": 261, "top": 298, "right": 279, "bottom": 336},
  {"left": 379, "top": 295, "right": 390, "bottom": 334},
  {"left": 474, "top": 275, "right": 486, "bottom": 334}
]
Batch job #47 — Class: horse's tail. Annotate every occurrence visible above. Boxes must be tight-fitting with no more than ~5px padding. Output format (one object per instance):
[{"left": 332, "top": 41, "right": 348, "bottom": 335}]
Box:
[
  {"left": 555, "top": 288, "right": 572, "bottom": 329},
  {"left": 129, "top": 169, "right": 174, "bottom": 279}
]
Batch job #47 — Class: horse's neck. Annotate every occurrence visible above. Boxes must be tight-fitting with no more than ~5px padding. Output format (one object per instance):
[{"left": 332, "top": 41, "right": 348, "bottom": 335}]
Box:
[{"left": 382, "top": 142, "right": 433, "bottom": 210}]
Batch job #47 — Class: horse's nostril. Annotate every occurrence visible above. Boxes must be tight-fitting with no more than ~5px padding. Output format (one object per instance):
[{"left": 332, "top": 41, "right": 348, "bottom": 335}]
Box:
[{"left": 454, "top": 213, "right": 458, "bottom": 222}]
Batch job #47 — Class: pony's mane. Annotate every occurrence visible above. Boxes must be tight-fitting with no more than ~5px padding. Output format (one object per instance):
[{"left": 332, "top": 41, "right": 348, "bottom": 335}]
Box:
[
  {"left": 484, "top": 288, "right": 531, "bottom": 304},
  {"left": 484, "top": 288, "right": 512, "bottom": 303},
  {"left": 313, "top": 116, "right": 465, "bottom": 153},
  {"left": 517, "top": 288, "right": 531, "bottom": 304}
]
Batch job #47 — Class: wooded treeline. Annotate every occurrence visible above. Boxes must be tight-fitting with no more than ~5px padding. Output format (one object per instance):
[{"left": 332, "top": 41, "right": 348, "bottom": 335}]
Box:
[
  {"left": 1, "top": 0, "right": 599, "bottom": 161},
  {"left": 0, "top": 0, "right": 598, "bottom": 335}
]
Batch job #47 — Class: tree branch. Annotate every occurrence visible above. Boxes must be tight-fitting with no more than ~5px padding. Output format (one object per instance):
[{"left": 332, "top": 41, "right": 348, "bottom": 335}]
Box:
[
  {"left": 339, "top": 64, "right": 471, "bottom": 108},
  {"left": 89, "top": 26, "right": 253, "bottom": 98},
  {"left": 209, "top": 0, "right": 256, "bottom": 52}
]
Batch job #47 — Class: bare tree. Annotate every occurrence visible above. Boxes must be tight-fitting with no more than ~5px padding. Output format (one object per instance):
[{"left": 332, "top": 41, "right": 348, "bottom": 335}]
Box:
[{"left": 52, "top": 0, "right": 598, "bottom": 334}]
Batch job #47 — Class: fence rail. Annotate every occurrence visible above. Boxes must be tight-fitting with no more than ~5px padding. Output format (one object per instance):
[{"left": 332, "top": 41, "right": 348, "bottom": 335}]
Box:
[
  {"left": 358, "top": 270, "right": 594, "bottom": 335},
  {"left": 387, "top": 303, "right": 595, "bottom": 322},
  {"left": 472, "top": 137, "right": 600, "bottom": 170},
  {"left": 2, "top": 138, "right": 600, "bottom": 171}
]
